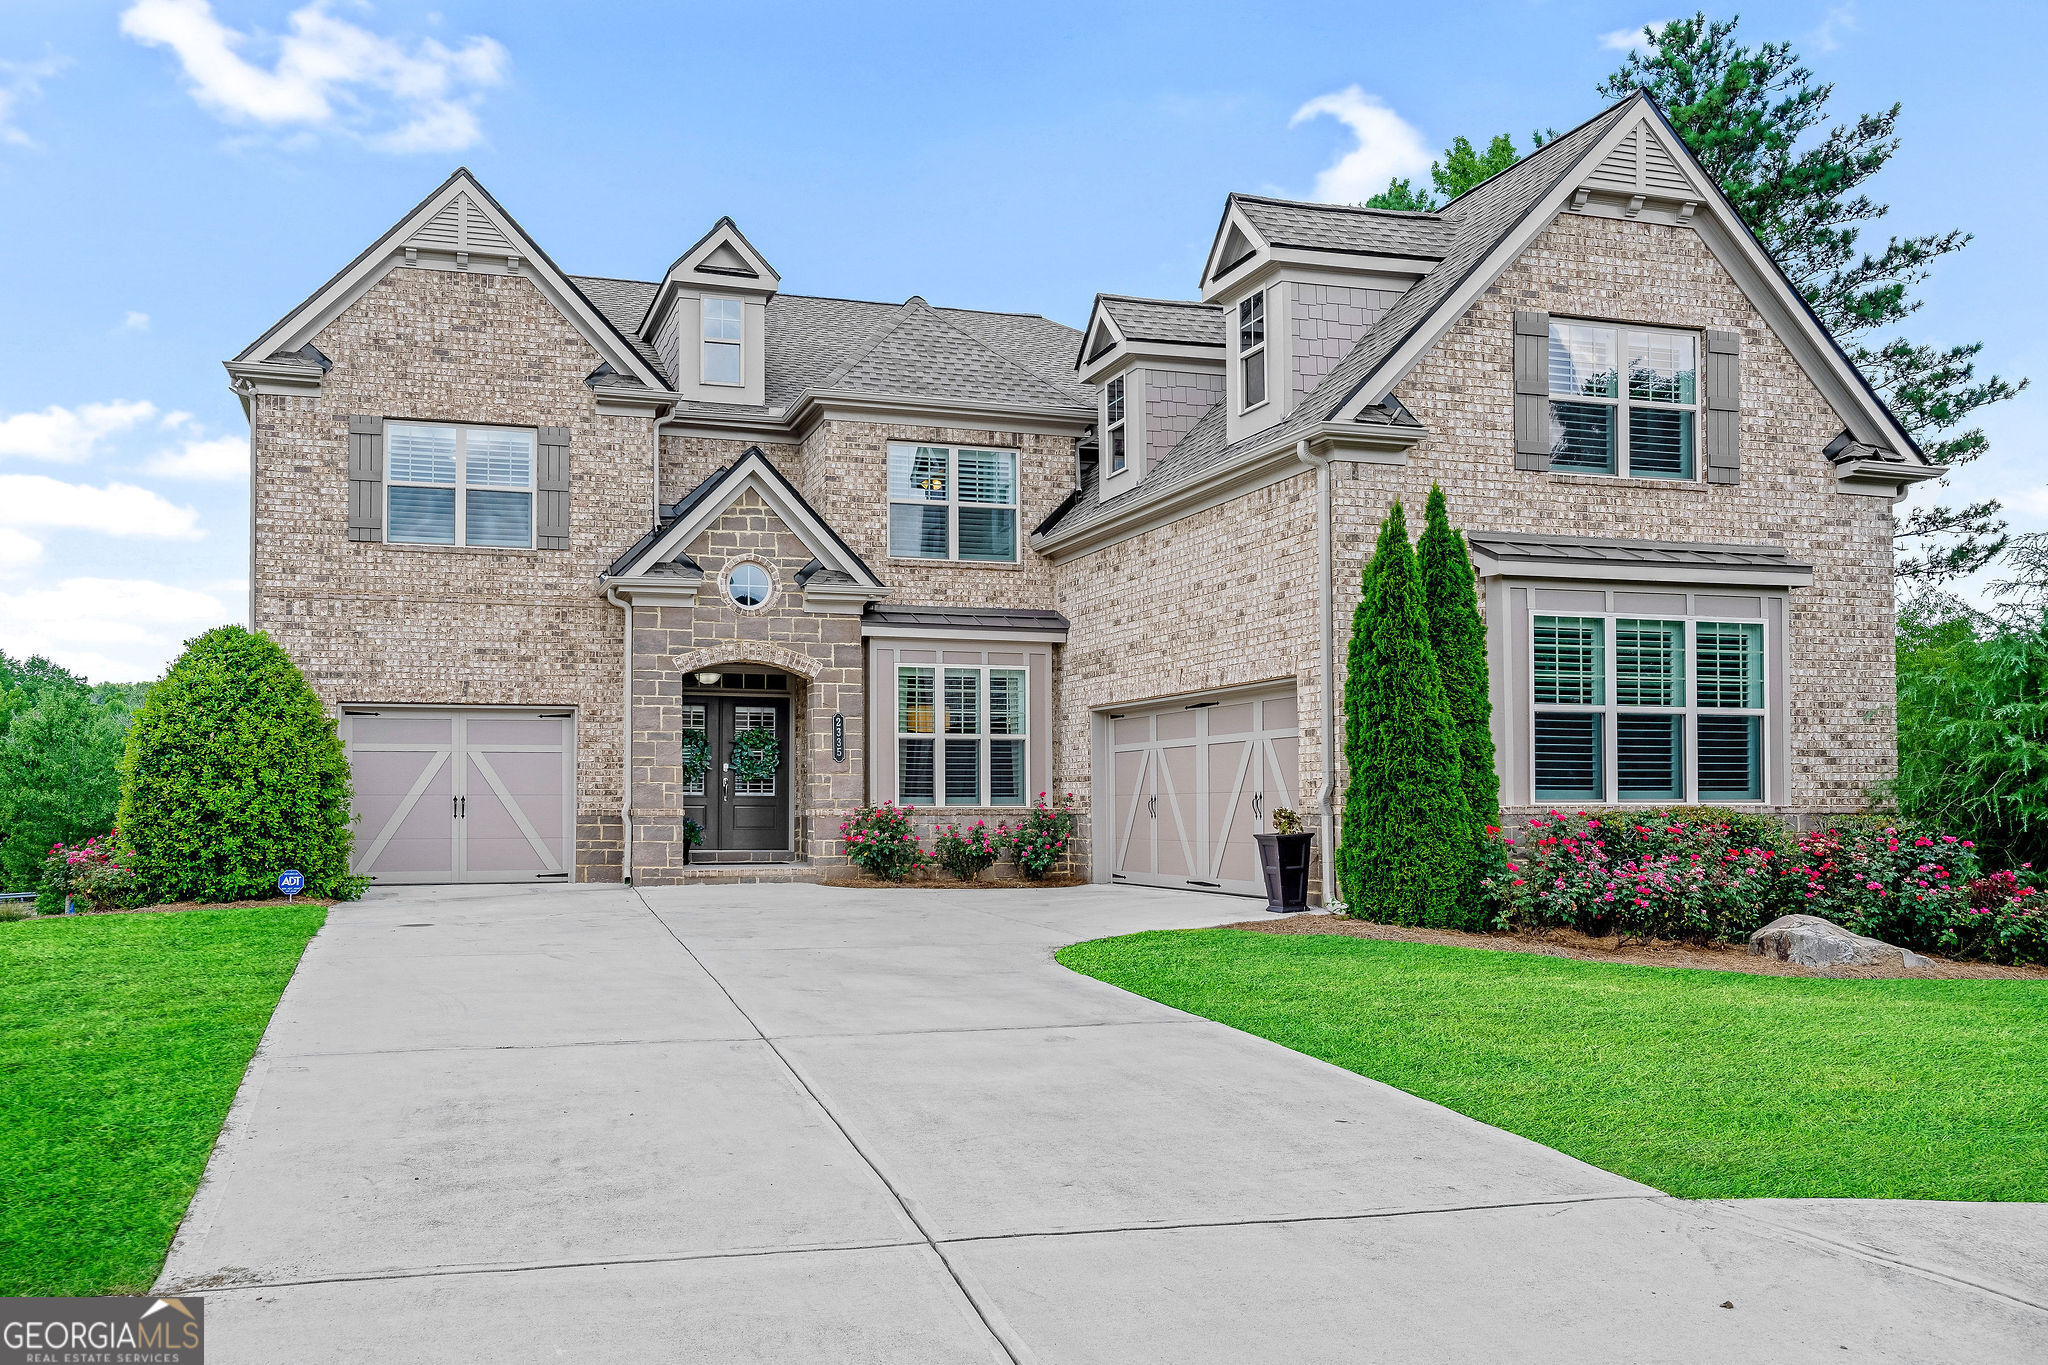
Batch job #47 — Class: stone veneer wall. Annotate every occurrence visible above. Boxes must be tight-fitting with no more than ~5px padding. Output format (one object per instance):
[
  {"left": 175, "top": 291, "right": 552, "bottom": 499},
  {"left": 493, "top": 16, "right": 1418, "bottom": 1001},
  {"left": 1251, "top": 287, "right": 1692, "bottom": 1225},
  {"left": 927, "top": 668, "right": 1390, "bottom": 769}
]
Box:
[
  {"left": 1051, "top": 208, "right": 1899, "bottom": 871},
  {"left": 627, "top": 489, "right": 865, "bottom": 879},
  {"left": 252, "top": 266, "right": 659, "bottom": 881},
  {"left": 1144, "top": 369, "right": 1225, "bottom": 476},
  {"left": 1291, "top": 282, "right": 1402, "bottom": 403}
]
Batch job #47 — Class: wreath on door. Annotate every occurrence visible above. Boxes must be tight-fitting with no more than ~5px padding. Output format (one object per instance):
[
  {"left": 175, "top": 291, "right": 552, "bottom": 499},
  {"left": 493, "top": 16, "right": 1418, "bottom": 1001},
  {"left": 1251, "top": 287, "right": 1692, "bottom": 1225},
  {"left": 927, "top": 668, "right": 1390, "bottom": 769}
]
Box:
[
  {"left": 730, "top": 728, "right": 781, "bottom": 784},
  {"left": 680, "top": 729, "right": 712, "bottom": 787}
]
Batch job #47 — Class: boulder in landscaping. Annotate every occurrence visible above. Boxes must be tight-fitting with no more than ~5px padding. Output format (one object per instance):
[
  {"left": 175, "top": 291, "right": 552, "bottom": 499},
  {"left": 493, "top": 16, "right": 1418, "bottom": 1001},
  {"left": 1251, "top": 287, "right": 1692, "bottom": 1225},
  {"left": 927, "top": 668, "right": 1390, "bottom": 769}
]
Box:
[{"left": 1749, "top": 914, "right": 1931, "bottom": 970}]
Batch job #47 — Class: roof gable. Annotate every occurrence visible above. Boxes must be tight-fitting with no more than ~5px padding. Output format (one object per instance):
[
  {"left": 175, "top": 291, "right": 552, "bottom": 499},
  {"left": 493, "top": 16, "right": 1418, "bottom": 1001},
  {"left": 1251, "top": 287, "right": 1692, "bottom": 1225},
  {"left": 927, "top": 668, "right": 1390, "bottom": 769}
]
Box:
[
  {"left": 607, "top": 447, "right": 882, "bottom": 589},
  {"left": 640, "top": 217, "right": 782, "bottom": 340},
  {"left": 229, "top": 169, "right": 667, "bottom": 392}
]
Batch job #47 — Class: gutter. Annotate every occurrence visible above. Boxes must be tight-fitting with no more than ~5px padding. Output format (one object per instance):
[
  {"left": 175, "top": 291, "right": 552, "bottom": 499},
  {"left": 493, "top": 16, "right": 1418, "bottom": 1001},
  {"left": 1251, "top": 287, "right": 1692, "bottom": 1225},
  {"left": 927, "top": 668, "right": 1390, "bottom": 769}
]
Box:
[{"left": 1297, "top": 439, "right": 1337, "bottom": 908}]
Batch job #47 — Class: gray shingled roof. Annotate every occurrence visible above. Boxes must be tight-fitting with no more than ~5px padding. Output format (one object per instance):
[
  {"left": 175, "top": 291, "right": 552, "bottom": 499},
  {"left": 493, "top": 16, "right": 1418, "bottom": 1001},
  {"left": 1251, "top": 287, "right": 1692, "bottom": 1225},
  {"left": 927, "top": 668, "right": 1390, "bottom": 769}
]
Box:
[
  {"left": 571, "top": 276, "right": 670, "bottom": 382},
  {"left": 1037, "top": 99, "right": 1638, "bottom": 545},
  {"left": 1098, "top": 295, "right": 1224, "bottom": 348},
  {"left": 1465, "top": 531, "right": 1812, "bottom": 576},
  {"left": 863, "top": 604, "right": 1071, "bottom": 633},
  {"left": 569, "top": 277, "right": 1092, "bottom": 413},
  {"left": 1231, "top": 196, "right": 1459, "bottom": 260}
]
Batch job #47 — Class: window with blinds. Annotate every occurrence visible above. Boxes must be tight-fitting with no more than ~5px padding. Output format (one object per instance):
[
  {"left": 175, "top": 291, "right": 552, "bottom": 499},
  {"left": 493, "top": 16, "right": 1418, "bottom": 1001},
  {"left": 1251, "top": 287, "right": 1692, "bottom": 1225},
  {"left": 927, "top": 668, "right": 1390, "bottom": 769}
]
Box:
[
  {"left": 898, "top": 664, "right": 1027, "bottom": 806},
  {"left": 1532, "top": 613, "right": 1763, "bottom": 804},
  {"left": 386, "top": 422, "right": 534, "bottom": 548},
  {"left": 1547, "top": 321, "right": 1698, "bottom": 479},
  {"left": 887, "top": 443, "right": 1018, "bottom": 562}
]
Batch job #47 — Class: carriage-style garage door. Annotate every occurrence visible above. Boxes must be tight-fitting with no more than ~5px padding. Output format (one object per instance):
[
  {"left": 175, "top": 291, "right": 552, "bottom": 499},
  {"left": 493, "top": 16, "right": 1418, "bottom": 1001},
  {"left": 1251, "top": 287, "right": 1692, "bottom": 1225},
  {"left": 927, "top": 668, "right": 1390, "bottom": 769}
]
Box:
[
  {"left": 340, "top": 708, "right": 575, "bottom": 884},
  {"left": 1107, "top": 689, "right": 1299, "bottom": 897}
]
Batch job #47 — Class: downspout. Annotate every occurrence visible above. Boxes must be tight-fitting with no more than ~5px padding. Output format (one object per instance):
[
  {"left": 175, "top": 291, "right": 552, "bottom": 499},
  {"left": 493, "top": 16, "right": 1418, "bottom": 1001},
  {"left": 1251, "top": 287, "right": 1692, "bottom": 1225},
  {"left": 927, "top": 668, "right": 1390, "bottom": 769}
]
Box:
[
  {"left": 651, "top": 415, "right": 663, "bottom": 530},
  {"left": 604, "top": 584, "right": 634, "bottom": 883},
  {"left": 1299, "top": 438, "right": 1337, "bottom": 908}
]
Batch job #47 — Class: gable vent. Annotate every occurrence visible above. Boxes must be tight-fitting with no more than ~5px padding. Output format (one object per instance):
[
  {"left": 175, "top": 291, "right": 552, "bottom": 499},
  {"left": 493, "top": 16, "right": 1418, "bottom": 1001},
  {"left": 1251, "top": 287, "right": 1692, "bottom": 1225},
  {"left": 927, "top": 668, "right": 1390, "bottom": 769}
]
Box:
[
  {"left": 403, "top": 191, "right": 515, "bottom": 256},
  {"left": 1586, "top": 120, "right": 1698, "bottom": 198},
  {"left": 411, "top": 199, "right": 463, "bottom": 249}
]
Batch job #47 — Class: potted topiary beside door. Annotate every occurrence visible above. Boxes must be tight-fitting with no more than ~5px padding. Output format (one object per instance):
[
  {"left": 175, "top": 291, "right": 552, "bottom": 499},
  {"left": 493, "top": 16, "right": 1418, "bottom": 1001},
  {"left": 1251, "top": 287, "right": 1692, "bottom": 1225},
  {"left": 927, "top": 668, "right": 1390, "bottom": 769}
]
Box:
[{"left": 1255, "top": 808, "right": 1315, "bottom": 913}]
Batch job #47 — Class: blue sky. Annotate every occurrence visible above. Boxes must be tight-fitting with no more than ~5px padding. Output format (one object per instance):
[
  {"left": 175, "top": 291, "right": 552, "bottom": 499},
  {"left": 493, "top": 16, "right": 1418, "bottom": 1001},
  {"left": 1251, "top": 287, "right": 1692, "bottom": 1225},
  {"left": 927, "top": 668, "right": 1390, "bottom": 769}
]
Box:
[{"left": 1, "top": 0, "right": 2038, "bottom": 680}]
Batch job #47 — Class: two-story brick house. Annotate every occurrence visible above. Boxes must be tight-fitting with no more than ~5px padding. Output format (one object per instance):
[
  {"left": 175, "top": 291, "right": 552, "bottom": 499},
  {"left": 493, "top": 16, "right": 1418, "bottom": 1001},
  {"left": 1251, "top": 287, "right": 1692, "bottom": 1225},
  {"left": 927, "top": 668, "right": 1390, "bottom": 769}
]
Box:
[{"left": 228, "top": 92, "right": 1938, "bottom": 897}]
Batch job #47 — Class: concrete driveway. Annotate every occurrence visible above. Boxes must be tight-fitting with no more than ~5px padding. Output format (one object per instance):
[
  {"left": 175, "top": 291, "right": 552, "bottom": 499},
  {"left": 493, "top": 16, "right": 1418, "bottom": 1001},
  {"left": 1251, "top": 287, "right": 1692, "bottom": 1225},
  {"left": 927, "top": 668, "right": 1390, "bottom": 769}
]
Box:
[{"left": 161, "top": 883, "right": 2048, "bottom": 1362}]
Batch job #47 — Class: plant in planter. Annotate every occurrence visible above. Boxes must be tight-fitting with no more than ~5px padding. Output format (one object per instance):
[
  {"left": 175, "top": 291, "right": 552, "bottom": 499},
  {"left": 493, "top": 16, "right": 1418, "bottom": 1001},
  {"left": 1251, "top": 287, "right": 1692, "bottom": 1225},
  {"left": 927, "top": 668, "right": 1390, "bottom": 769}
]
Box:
[
  {"left": 1256, "top": 807, "right": 1316, "bottom": 914},
  {"left": 933, "top": 820, "right": 1007, "bottom": 881},
  {"left": 680, "top": 817, "right": 705, "bottom": 865},
  {"left": 1009, "top": 793, "right": 1076, "bottom": 880},
  {"left": 730, "top": 728, "right": 780, "bottom": 785},
  {"left": 840, "top": 802, "right": 928, "bottom": 881}
]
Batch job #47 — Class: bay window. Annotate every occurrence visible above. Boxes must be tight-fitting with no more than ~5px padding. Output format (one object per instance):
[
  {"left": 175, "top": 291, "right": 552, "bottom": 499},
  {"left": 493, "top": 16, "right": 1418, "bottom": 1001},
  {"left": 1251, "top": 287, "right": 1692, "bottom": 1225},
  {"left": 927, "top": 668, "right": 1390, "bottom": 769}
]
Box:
[
  {"left": 897, "top": 664, "right": 1027, "bottom": 806},
  {"left": 887, "top": 443, "right": 1019, "bottom": 562},
  {"left": 1532, "top": 613, "right": 1765, "bottom": 803},
  {"left": 386, "top": 421, "right": 534, "bottom": 548},
  {"left": 1548, "top": 321, "right": 1698, "bottom": 478}
]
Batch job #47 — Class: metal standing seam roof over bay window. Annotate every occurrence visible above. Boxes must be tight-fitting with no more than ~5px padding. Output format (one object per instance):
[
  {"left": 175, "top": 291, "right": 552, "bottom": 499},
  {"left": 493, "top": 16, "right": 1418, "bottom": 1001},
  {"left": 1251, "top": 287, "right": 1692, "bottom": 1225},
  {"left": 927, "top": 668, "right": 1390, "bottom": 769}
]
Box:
[{"left": 1464, "top": 532, "right": 1814, "bottom": 587}]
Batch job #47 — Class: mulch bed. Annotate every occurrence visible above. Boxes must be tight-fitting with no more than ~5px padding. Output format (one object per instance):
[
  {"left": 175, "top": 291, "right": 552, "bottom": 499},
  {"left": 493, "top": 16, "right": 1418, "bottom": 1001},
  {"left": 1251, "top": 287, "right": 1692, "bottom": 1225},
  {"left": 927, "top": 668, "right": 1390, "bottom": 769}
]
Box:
[
  {"left": 7, "top": 896, "right": 335, "bottom": 921},
  {"left": 819, "top": 874, "right": 1089, "bottom": 890},
  {"left": 1223, "top": 914, "right": 2048, "bottom": 981}
]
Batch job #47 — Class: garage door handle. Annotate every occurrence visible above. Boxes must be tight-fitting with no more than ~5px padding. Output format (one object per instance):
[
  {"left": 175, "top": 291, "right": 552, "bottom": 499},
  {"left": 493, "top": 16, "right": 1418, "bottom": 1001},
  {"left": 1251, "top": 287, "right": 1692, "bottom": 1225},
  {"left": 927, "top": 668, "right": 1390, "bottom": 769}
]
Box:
[
  {"left": 1252, "top": 792, "right": 1262, "bottom": 818},
  {"left": 1148, "top": 795, "right": 1156, "bottom": 818},
  {"left": 451, "top": 795, "right": 466, "bottom": 818}
]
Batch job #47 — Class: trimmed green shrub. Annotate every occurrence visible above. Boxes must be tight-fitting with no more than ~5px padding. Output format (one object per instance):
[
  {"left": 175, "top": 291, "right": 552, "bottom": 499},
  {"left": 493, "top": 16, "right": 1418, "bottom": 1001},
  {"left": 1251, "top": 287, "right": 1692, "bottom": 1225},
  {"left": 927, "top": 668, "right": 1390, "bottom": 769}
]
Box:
[
  {"left": 1417, "top": 485, "right": 1498, "bottom": 829},
  {"left": 116, "top": 627, "right": 363, "bottom": 904},
  {"left": 1337, "top": 501, "right": 1477, "bottom": 927}
]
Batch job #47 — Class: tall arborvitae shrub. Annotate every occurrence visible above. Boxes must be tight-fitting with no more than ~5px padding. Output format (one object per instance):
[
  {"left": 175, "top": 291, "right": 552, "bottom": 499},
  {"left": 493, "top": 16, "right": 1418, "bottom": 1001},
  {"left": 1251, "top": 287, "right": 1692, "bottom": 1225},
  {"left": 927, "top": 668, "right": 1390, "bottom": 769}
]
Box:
[
  {"left": 1418, "top": 484, "right": 1498, "bottom": 831},
  {"left": 1337, "top": 501, "right": 1475, "bottom": 926},
  {"left": 118, "top": 626, "right": 363, "bottom": 903}
]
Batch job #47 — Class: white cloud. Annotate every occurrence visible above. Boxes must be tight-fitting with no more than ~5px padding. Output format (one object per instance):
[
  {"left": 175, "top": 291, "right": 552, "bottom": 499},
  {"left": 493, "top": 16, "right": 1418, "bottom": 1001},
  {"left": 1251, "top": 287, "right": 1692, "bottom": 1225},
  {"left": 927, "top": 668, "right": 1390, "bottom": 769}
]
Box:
[
  {"left": 159, "top": 410, "right": 193, "bottom": 430},
  {"left": 144, "top": 434, "right": 246, "bottom": 480},
  {"left": 0, "top": 55, "right": 67, "bottom": 149},
  {"left": 0, "top": 577, "right": 232, "bottom": 682},
  {"left": 1809, "top": 4, "right": 1857, "bottom": 53},
  {"left": 0, "top": 400, "right": 158, "bottom": 463},
  {"left": 1599, "top": 22, "right": 1674, "bottom": 54},
  {"left": 0, "top": 527, "right": 42, "bottom": 571},
  {"left": 0, "top": 473, "right": 203, "bottom": 539},
  {"left": 120, "top": 0, "right": 508, "bottom": 153},
  {"left": 119, "top": 311, "right": 151, "bottom": 332},
  {"left": 1290, "top": 86, "right": 1432, "bottom": 205}
]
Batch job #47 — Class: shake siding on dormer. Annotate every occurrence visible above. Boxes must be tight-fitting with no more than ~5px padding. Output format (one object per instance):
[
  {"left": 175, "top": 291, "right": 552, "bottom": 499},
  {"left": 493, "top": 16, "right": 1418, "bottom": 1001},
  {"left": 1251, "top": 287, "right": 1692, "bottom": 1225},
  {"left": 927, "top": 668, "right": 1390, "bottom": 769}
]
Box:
[
  {"left": 1290, "top": 283, "right": 1400, "bottom": 404},
  {"left": 1145, "top": 369, "right": 1224, "bottom": 471}
]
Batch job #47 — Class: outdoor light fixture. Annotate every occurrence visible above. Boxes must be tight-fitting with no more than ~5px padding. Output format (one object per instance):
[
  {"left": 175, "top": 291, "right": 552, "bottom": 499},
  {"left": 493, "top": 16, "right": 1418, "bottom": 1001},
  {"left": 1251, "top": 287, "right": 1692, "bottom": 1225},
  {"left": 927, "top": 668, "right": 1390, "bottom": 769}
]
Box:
[{"left": 695, "top": 671, "right": 723, "bottom": 685}]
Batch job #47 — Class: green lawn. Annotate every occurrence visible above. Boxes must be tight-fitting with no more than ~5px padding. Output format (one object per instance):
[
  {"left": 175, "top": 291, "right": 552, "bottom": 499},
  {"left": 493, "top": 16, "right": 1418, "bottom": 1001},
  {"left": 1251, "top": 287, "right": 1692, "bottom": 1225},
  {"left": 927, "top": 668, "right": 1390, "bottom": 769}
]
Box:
[
  {"left": 0, "top": 905, "right": 326, "bottom": 1295},
  {"left": 1058, "top": 929, "right": 2048, "bottom": 1201}
]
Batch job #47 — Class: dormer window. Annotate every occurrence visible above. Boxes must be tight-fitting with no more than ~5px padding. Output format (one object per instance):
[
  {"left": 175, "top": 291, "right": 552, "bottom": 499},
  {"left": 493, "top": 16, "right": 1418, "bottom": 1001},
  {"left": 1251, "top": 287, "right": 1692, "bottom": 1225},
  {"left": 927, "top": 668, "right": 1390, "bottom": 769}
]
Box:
[
  {"left": 701, "top": 296, "right": 743, "bottom": 386},
  {"left": 1106, "top": 375, "right": 1127, "bottom": 475},
  {"left": 1238, "top": 292, "right": 1267, "bottom": 410}
]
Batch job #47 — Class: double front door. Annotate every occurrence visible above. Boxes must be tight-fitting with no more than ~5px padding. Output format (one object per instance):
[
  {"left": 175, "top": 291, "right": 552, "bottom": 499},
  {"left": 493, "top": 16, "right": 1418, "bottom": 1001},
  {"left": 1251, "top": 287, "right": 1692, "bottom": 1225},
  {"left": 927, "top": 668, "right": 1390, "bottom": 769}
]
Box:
[
  {"left": 680, "top": 695, "right": 792, "bottom": 852},
  {"left": 1110, "top": 690, "right": 1299, "bottom": 896}
]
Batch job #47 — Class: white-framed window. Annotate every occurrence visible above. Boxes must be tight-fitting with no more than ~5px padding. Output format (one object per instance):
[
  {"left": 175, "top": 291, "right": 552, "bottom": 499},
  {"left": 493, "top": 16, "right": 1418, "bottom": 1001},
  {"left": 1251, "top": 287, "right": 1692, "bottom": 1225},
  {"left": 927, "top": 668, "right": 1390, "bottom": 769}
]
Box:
[
  {"left": 1238, "top": 290, "right": 1267, "bottom": 411},
  {"left": 386, "top": 421, "right": 534, "bottom": 548},
  {"left": 1531, "top": 613, "right": 1765, "bottom": 803},
  {"left": 1548, "top": 321, "right": 1698, "bottom": 478},
  {"left": 897, "top": 664, "right": 1027, "bottom": 806},
  {"left": 887, "top": 443, "right": 1018, "bottom": 562},
  {"left": 727, "top": 561, "right": 771, "bottom": 609},
  {"left": 1106, "top": 375, "right": 1127, "bottom": 475},
  {"left": 701, "top": 296, "right": 743, "bottom": 386}
]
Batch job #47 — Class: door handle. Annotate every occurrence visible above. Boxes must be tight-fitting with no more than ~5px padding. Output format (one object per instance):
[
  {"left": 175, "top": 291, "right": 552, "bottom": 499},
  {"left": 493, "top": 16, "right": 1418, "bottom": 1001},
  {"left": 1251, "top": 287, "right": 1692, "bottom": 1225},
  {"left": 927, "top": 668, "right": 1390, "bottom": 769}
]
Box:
[
  {"left": 1253, "top": 792, "right": 1262, "bottom": 818},
  {"left": 452, "top": 795, "right": 465, "bottom": 818},
  {"left": 1148, "top": 795, "right": 1156, "bottom": 818}
]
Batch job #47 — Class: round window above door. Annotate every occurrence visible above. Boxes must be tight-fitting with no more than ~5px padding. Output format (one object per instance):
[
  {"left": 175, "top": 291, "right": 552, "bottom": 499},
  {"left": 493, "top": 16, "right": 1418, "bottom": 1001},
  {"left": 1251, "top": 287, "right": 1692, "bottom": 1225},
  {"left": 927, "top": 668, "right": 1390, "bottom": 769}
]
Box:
[{"left": 727, "top": 562, "right": 771, "bottom": 609}]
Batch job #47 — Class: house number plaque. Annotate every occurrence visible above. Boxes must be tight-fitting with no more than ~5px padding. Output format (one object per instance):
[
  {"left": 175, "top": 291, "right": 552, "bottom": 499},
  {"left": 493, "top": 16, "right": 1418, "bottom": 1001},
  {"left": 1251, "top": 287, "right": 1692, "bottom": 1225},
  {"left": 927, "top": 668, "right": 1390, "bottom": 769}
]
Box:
[{"left": 833, "top": 713, "right": 845, "bottom": 762}]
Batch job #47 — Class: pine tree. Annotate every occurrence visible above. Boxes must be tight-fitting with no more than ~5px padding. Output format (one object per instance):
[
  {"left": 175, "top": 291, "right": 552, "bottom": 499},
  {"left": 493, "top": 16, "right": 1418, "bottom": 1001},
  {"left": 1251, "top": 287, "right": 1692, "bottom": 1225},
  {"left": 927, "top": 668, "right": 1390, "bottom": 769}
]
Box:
[
  {"left": 1417, "top": 485, "right": 1498, "bottom": 831},
  {"left": 1337, "top": 501, "right": 1475, "bottom": 927}
]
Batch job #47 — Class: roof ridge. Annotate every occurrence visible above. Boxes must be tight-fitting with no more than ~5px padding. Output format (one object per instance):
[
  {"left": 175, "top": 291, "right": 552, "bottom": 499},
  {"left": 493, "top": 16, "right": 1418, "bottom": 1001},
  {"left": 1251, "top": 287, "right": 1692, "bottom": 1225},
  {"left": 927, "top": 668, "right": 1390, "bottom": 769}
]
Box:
[
  {"left": 1229, "top": 191, "right": 1444, "bottom": 220},
  {"left": 821, "top": 299, "right": 1078, "bottom": 407},
  {"left": 1097, "top": 293, "right": 1219, "bottom": 308}
]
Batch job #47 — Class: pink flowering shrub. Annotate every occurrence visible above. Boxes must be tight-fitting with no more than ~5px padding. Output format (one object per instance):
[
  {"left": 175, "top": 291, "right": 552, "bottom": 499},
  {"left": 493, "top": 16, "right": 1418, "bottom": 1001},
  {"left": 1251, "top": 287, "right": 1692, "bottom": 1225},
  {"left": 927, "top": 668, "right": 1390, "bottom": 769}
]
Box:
[
  {"left": 933, "top": 820, "right": 1009, "bottom": 881},
  {"left": 839, "top": 803, "right": 928, "bottom": 881},
  {"left": 38, "top": 833, "right": 138, "bottom": 915},
  {"left": 1008, "top": 793, "right": 1077, "bottom": 880},
  {"left": 1478, "top": 809, "right": 2048, "bottom": 964}
]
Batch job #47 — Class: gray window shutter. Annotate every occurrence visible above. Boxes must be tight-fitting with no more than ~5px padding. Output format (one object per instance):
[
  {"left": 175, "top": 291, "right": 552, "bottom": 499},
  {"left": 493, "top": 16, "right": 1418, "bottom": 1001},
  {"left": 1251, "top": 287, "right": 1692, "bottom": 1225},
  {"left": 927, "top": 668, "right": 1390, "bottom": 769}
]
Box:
[
  {"left": 347, "top": 416, "right": 384, "bottom": 542},
  {"left": 1513, "top": 310, "right": 1551, "bottom": 471},
  {"left": 1704, "top": 328, "right": 1740, "bottom": 485},
  {"left": 537, "top": 426, "right": 571, "bottom": 550}
]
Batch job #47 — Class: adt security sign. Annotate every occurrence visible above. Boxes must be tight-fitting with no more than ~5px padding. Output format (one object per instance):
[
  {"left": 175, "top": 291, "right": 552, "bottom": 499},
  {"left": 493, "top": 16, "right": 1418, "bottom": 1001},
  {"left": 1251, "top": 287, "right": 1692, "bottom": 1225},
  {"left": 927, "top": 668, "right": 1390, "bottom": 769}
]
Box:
[{"left": 278, "top": 870, "right": 305, "bottom": 899}]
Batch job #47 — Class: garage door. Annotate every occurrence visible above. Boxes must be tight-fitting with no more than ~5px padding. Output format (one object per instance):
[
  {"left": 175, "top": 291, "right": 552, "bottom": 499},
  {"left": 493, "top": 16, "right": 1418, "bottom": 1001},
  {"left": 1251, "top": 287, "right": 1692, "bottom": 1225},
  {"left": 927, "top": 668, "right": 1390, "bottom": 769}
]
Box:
[
  {"left": 1107, "top": 689, "right": 1299, "bottom": 896},
  {"left": 340, "top": 708, "right": 575, "bottom": 884}
]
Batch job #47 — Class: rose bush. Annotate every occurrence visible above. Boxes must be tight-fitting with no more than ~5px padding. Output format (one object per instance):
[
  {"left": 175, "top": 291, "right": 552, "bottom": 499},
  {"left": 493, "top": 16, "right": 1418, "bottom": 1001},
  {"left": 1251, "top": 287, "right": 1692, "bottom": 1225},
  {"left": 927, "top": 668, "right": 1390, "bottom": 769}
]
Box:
[
  {"left": 1477, "top": 809, "right": 2046, "bottom": 963},
  {"left": 839, "top": 802, "right": 928, "bottom": 881},
  {"left": 1008, "top": 793, "right": 1076, "bottom": 880},
  {"left": 933, "top": 820, "right": 1007, "bottom": 881},
  {"left": 38, "top": 834, "right": 138, "bottom": 915}
]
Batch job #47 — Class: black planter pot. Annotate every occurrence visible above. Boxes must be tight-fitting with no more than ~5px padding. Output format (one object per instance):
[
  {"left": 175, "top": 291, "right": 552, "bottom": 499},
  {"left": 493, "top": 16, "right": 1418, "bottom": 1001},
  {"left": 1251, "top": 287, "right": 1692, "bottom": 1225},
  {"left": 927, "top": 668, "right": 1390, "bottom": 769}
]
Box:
[{"left": 1254, "top": 831, "right": 1315, "bottom": 913}]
